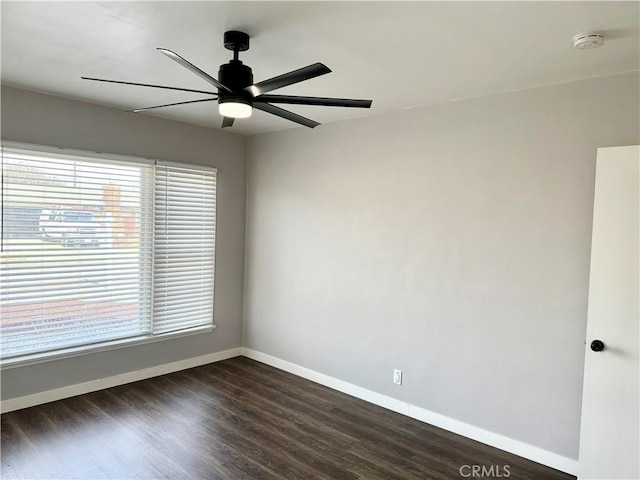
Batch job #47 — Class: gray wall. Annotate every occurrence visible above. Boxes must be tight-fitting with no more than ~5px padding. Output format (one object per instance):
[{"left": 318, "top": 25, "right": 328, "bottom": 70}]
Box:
[
  {"left": 1, "top": 86, "right": 247, "bottom": 398},
  {"left": 3, "top": 73, "right": 639, "bottom": 460},
  {"left": 244, "top": 72, "right": 640, "bottom": 459}
]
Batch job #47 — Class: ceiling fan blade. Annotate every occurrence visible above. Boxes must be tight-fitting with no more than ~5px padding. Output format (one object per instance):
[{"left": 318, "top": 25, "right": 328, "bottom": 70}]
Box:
[
  {"left": 254, "top": 95, "right": 372, "bottom": 108},
  {"left": 245, "top": 63, "right": 331, "bottom": 97},
  {"left": 130, "top": 98, "right": 218, "bottom": 113},
  {"left": 81, "top": 77, "right": 218, "bottom": 95},
  {"left": 222, "top": 117, "right": 235, "bottom": 128},
  {"left": 157, "top": 48, "right": 231, "bottom": 93},
  {"left": 254, "top": 103, "right": 320, "bottom": 129}
]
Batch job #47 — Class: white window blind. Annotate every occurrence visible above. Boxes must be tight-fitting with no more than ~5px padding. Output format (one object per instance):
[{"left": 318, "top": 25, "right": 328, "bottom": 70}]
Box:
[
  {"left": 0, "top": 145, "right": 216, "bottom": 362},
  {"left": 153, "top": 163, "right": 216, "bottom": 335}
]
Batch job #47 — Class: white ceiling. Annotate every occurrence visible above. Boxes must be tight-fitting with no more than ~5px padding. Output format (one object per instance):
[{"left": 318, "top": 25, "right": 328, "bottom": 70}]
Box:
[{"left": 2, "top": 1, "right": 638, "bottom": 136}]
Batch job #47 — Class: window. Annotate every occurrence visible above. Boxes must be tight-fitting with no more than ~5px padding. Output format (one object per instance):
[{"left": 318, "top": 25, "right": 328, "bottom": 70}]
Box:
[{"left": 0, "top": 143, "right": 217, "bottom": 362}]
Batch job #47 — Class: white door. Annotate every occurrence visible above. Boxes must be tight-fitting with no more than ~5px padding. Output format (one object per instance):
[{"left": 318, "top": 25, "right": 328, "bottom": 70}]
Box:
[{"left": 578, "top": 146, "right": 639, "bottom": 480}]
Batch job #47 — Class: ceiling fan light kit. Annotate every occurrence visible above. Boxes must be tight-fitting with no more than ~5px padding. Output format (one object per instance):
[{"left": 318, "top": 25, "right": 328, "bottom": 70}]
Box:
[
  {"left": 219, "top": 97, "right": 252, "bottom": 118},
  {"left": 82, "top": 30, "right": 372, "bottom": 129}
]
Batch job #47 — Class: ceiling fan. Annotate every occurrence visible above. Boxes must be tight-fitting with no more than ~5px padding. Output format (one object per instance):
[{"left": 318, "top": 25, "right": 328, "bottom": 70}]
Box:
[{"left": 82, "top": 30, "right": 373, "bottom": 129}]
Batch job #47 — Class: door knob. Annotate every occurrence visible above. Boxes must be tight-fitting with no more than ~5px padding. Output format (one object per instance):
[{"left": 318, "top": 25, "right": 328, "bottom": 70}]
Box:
[{"left": 590, "top": 340, "right": 605, "bottom": 352}]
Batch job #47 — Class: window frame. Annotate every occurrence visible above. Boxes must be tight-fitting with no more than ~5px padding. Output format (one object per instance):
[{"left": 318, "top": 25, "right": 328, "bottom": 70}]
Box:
[{"left": 0, "top": 141, "right": 218, "bottom": 369}]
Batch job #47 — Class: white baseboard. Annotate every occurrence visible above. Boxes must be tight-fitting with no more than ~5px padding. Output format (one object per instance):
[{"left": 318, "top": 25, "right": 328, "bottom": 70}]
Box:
[
  {"left": 241, "top": 348, "right": 578, "bottom": 476},
  {"left": 1, "top": 347, "right": 242, "bottom": 414},
  {"left": 1, "top": 346, "right": 578, "bottom": 475}
]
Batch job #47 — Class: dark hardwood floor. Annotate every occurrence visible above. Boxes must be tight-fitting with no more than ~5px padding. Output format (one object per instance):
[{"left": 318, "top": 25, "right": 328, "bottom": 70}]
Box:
[{"left": 1, "top": 356, "right": 575, "bottom": 480}]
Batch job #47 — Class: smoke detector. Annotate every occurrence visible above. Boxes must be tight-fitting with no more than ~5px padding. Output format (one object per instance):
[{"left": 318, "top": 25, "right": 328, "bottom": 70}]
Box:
[{"left": 573, "top": 33, "right": 605, "bottom": 50}]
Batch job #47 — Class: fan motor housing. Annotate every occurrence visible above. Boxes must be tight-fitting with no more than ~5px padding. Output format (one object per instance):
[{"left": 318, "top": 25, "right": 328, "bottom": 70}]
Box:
[{"left": 218, "top": 60, "right": 253, "bottom": 98}]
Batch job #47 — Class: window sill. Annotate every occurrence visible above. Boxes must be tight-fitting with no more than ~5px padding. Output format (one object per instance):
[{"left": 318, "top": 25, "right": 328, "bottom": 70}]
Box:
[{"left": 0, "top": 325, "right": 216, "bottom": 370}]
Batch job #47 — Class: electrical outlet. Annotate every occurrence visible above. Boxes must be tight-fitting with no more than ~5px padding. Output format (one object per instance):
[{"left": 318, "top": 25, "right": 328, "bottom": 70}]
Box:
[{"left": 393, "top": 369, "right": 402, "bottom": 385}]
